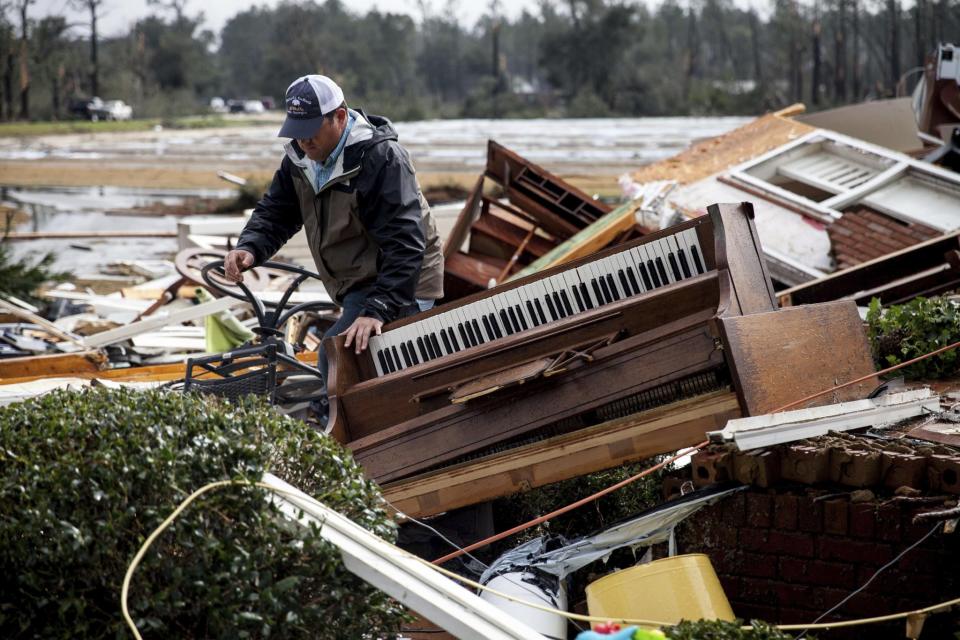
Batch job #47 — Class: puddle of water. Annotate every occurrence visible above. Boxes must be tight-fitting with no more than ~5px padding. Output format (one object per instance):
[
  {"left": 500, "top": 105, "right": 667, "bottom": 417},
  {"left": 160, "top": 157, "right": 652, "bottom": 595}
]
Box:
[{"left": 4, "top": 185, "right": 234, "bottom": 274}]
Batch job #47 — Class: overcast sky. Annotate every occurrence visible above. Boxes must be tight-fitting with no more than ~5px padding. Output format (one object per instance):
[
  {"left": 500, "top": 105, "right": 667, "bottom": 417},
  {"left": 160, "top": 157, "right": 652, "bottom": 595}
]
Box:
[{"left": 30, "top": 0, "right": 545, "bottom": 38}]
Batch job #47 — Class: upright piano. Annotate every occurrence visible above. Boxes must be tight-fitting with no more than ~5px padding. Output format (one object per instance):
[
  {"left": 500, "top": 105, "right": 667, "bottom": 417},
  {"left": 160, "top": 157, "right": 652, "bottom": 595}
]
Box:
[{"left": 326, "top": 202, "right": 878, "bottom": 495}]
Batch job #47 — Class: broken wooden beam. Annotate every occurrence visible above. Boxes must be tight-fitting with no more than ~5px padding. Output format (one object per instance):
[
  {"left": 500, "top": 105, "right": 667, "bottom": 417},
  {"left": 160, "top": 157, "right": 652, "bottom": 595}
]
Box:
[{"left": 380, "top": 390, "right": 740, "bottom": 519}]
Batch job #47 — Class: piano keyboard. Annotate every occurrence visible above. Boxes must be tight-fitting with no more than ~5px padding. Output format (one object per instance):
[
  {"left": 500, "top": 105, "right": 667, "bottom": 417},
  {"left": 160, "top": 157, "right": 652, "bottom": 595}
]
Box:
[{"left": 369, "top": 228, "right": 706, "bottom": 376}]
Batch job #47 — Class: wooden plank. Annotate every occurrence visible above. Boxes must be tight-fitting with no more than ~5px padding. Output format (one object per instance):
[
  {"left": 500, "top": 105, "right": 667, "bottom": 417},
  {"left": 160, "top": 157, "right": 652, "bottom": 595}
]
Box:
[
  {"left": 443, "top": 251, "right": 505, "bottom": 289},
  {"left": 1, "top": 351, "right": 319, "bottom": 385},
  {"left": 0, "top": 350, "right": 107, "bottom": 381},
  {"left": 709, "top": 202, "right": 777, "bottom": 316},
  {"left": 381, "top": 391, "right": 740, "bottom": 518},
  {"left": 442, "top": 175, "right": 485, "bottom": 259},
  {"left": 508, "top": 198, "right": 644, "bottom": 281},
  {"left": 83, "top": 296, "right": 248, "bottom": 348},
  {"left": 717, "top": 300, "right": 878, "bottom": 415},
  {"left": 0, "top": 297, "right": 87, "bottom": 347}
]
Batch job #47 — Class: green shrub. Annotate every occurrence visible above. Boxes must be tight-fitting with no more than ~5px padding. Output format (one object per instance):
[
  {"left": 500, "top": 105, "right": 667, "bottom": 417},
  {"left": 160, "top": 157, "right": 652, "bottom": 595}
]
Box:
[
  {"left": 665, "top": 619, "right": 798, "bottom": 639},
  {"left": 0, "top": 388, "right": 407, "bottom": 639},
  {"left": 866, "top": 296, "right": 960, "bottom": 379}
]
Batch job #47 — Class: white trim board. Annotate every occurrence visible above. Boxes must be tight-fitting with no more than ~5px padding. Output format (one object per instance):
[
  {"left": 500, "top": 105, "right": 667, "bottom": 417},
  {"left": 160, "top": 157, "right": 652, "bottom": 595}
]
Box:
[
  {"left": 260, "top": 473, "right": 549, "bottom": 640},
  {"left": 709, "top": 389, "right": 940, "bottom": 451},
  {"left": 82, "top": 296, "right": 248, "bottom": 348}
]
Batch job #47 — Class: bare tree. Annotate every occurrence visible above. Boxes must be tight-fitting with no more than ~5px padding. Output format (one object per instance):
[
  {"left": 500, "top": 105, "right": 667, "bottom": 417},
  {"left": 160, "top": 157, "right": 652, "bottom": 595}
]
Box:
[
  {"left": 70, "top": 0, "right": 104, "bottom": 97},
  {"left": 15, "top": 0, "right": 33, "bottom": 120},
  {"left": 811, "top": 0, "right": 822, "bottom": 105},
  {"left": 833, "top": 0, "right": 847, "bottom": 102}
]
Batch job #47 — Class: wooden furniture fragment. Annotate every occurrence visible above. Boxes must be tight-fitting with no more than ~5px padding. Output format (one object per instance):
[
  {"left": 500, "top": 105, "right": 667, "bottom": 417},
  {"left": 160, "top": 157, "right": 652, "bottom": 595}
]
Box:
[
  {"left": 778, "top": 230, "right": 960, "bottom": 307},
  {"left": 442, "top": 141, "right": 615, "bottom": 300},
  {"left": 326, "top": 203, "right": 878, "bottom": 500}
]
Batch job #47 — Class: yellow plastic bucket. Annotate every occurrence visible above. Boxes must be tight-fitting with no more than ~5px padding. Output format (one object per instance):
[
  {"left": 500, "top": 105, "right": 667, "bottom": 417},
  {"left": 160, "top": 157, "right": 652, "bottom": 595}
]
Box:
[{"left": 585, "top": 553, "right": 734, "bottom": 628}]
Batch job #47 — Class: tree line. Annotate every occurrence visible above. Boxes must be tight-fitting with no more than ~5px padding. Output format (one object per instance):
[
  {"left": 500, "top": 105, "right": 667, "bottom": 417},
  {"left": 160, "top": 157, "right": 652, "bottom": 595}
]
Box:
[{"left": 0, "top": 0, "right": 957, "bottom": 122}]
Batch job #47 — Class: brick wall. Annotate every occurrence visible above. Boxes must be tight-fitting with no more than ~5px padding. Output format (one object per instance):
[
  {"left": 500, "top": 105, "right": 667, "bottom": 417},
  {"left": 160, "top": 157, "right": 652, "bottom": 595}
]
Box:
[
  {"left": 829, "top": 206, "right": 940, "bottom": 270},
  {"left": 675, "top": 488, "right": 960, "bottom": 638}
]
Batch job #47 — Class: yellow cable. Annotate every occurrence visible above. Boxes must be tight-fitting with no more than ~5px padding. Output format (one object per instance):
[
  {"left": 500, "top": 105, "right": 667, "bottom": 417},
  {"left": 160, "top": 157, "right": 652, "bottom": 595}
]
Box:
[{"left": 123, "top": 480, "right": 960, "bottom": 638}]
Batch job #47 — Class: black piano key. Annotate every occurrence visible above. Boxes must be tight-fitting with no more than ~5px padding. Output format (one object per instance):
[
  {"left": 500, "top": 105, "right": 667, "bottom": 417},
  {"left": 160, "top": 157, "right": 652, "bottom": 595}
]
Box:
[
  {"left": 677, "top": 249, "right": 692, "bottom": 278},
  {"left": 526, "top": 301, "right": 540, "bottom": 326},
  {"left": 499, "top": 309, "right": 514, "bottom": 335},
  {"left": 655, "top": 257, "right": 669, "bottom": 284},
  {"left": 545, "top": 293, "right": 559, "bottom": 319},
  {"left": 511, "top": 306, "right": 527, "bottom": 331},
  {"left": 598, "top": 276, "right": 612, "bottom": 303},
  {"left": 384, "top": 347, "right": 396, "bottom": 372},
  {"left": 572, "top": 285, "right": 586, "bottom": 312},
  {"left": 377, "top": 350, "right": 389, "bottom": 374},
  {"left": 534, "top": 299, "right": 548, "bottom": 324},
  {"left": 447, "top": 328, "right": 461, "bottom": 351},
  {"left": 417, "top": 336, "right": 429, "bottom": 360},
  {"left": 638, "top": 263, "right": 653, "bottom": 289},
  {"left": 440, "top": 330, "right": 452, "bottom": 354},
  {"left": 507, "top": 307, "right": 523, "bottom": 333},
  {"left": 559, "top": 290, "right": 575, "bottom": 315},
  {"left": 481, "top": 316, "right": 494, "bottom": 342},
  {"left": 668, "top": 253, "right": 682, "bottom": 280},
  {"left": 423, "top": 334, "right": 436, "bottom": 359},
  {"left": 408, "top": 340, "right": 420, "bottom": 364},
  {"left": 579, "top": 283, "right": 594, "bottom": 309},
  {"left": 550, "top": 292, "right": 566, "bottom": 318},
  {"left": 485, "top": 314, "right": 502, "bottom": 339},
  {"left": 626, "top": 267, "right": 641, "bottom": 294},
  {"left": 605, "top": 274, "right": 621, "bottom": 301},
  {"left": 691, "top": 246, "right": 705, "bottom": 274},
  {"left": 391, "top": 346, "right": 403, "bottom": 370},
  {"left": 458, "top": 323, "right": 471, "bottom": 348},
  {"left": 618, "top": 269, "right": 631, "bottom": 296},
  {"left": 430, "top": 334, "right": 443, "bottom": 357},
  {"left": 464, "top": 321, "right": 477, "bottom": 347},
  {"left": 647, "top": 260, "right": 661, "bottom": 287},
  {"left": 590, "top": 278, "right": 607, "bottom": 306},
  {"left": 399, "top": 342, "right": 412, "bottom": 367},
  {"left": 472, "top": 319, "right": 487, "bottom": 342}
]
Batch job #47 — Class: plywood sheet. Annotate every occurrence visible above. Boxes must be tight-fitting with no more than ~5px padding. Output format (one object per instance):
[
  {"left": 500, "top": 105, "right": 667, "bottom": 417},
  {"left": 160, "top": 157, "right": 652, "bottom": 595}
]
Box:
[{"left": 631, "top": 107, "right": 815, "bottom": 186}]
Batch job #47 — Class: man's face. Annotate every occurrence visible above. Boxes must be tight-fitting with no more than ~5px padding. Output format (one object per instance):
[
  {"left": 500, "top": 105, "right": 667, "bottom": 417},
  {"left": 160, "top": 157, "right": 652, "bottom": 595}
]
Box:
[{"left": 298, "top": 108, "right": 348, "bottom": 162}]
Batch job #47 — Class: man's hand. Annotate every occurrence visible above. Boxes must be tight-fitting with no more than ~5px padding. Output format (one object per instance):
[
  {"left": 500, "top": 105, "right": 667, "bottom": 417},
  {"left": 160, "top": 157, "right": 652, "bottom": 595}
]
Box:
[
  {"left": 223, "top": 249, "right": 255, "bottom": 283},
  {"left": 342, "top": 316, "right": 384, "bottom": 354}
]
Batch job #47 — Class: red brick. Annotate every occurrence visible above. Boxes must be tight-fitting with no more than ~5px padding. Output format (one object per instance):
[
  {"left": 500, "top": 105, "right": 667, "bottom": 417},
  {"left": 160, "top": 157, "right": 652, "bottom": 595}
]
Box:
[
  {"left": 823, "top": 499, "right": 849, "bottom": 535},
  {"left": 692, "top": 449, "right": 733, "bottom": 487},
  {"left": 741, "top": 551, "right": 778, "bottom": 578},
  {"left": 721, "top": 491, "right": 746, "bottom": 526},
  {"left": 819, "top": 536, "right": 892, "bottom": 564},
  {"left": 774, "top": 494, "right": 799, "bottom": 530},
  {"left": 902, "top": 514, "right": 939, "bottom": 543},
  {"left": 881, "top": 451, "right": 927, "bottom": 490},
  {"left": 875, "top": 504, "right": 903, "bottom": 542},
  {"left": 928, "top": 455, "right": 960, "bottom": 494},
  {"left": 780, "top": 557, "right": 858, "bottom": 588},
  {"left": 781, "top": 446, "right": 831, "bottom": 484},
  {"left": 848, "top": 502, "right": 877, "bottom": 538},
  {"left": 730, "top": 601, "right": 779, "bottom": 624},
  {"left": 797, "top": 497, "right": 823, "bottom": 532},
  {"left": 831, "top": 447, "right": 882, "bottom": 487},
  {"left": 778, "top": 607, "right": 821, "bottom": 624},
  {"left": 741, "top": 529, "right": 815, "bottom": 557},
  {"left": 746, "top": 493, "right": 773, "bottom": 528},
  {"left": 734, "top": 450, "right": 781, "bottom": 488}
]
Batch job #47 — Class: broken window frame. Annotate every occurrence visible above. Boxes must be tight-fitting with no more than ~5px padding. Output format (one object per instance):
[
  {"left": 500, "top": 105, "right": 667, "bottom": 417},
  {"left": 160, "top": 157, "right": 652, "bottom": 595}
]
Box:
[{"left": 725, "top": 130, "right": 960, "bottom": 231}]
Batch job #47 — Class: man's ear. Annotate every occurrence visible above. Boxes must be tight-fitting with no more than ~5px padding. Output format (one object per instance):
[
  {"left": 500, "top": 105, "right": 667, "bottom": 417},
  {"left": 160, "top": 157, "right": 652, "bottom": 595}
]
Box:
[{"left": 336, "top": 107, "right": 348, "bottom": 126}]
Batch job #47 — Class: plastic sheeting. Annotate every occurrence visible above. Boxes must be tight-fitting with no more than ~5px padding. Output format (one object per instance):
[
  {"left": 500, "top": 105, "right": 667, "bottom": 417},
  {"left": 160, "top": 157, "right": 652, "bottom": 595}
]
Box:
[{"left": 481, "top": 485, "right": 745, "bottom": 585}]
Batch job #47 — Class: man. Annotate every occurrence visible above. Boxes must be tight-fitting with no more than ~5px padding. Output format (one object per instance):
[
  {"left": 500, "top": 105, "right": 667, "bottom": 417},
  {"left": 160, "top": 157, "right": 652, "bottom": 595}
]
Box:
[{"left": 224, "top": 74, "right": 443, "bottom": 389}]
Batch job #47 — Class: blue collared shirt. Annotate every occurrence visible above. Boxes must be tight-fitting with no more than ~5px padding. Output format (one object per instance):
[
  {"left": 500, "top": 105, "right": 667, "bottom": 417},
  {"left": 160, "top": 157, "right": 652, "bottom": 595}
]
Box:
[{"left": 314, "top": 111, "right": 356, "bottom": 190}]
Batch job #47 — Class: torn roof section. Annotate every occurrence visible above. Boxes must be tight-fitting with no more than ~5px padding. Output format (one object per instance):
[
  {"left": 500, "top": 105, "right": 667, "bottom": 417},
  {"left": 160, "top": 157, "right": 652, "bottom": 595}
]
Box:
[{"left": 629, "top": 102, "right": 960, "bottom": 288}]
